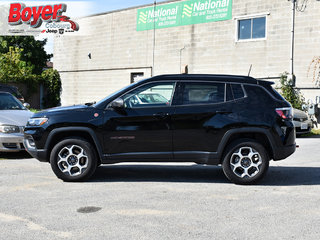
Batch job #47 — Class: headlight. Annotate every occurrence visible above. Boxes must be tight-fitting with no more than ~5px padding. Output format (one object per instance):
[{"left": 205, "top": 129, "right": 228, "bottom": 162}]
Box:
[
  {"left": 0, "top": 125, "right": 20, "bottom": 134},
  {"left": 27, "top": 118, "right": 48, "bottom": 126}
]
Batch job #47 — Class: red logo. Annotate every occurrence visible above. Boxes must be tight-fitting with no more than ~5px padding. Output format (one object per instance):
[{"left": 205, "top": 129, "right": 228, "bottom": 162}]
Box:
[{"left": 8, "top": 3, "right": 79, "bottom": 31}]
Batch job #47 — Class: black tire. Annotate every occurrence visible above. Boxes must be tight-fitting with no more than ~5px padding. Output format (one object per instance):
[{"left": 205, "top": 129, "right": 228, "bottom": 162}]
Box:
[
  {"left": 222, "top": 139, "right": 269, "bottom": 185},
  {"left": 50, "top": 138, "right": 97, "bottom": 182}
]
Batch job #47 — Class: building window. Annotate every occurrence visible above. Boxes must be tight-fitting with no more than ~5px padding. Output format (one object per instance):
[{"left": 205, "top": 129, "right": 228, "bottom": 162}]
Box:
[
  {"left": 237, "top": 16, "right": 266, "bottom": 41},
  {"left": 131, "top": 72, "right": 144, "bottom": 83}
]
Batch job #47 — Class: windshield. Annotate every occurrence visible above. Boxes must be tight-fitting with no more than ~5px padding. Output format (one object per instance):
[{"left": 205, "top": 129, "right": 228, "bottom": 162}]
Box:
[
  {"left": 0, "top": 86, "right": 23, "bottom": 98},
  {"left": 0, "top": 93, "right": 25, "bottom": 110}
]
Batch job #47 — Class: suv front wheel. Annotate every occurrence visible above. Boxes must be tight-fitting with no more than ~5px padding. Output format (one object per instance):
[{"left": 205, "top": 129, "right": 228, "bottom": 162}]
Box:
[
  {"left": 222, "top": 140, "right": 269, "bottom": 185},
  {"left": 50, "top": 138, "right": 97, "bottom": 182}
]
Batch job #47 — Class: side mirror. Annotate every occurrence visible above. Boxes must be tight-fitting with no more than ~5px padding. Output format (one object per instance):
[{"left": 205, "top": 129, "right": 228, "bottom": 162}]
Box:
[
  {"left": 23, "top": 103, "right": 30, "bottom": 109},
  {"left": 110, "top": 98, "right": 124, "bottom": 109}
]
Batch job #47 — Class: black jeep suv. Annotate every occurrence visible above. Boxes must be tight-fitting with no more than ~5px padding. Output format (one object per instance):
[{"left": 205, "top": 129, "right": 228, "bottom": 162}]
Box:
[{"left": 24, "top": 74, "right": 296, "bottom": 184}]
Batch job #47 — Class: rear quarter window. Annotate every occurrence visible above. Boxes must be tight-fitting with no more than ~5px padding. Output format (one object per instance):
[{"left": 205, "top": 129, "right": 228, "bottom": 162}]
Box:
[
  {"left": 231, "top": 84, "right": 245, "bottom": 99},
  {"left": 244, "top": 85, "right": 273, "bottom": 104},
  {"left": 264, "top": 85, "right": 286, "bottom": 101},
  {"left": 226, "top": 84, "right": 245, "bottom": 101}
]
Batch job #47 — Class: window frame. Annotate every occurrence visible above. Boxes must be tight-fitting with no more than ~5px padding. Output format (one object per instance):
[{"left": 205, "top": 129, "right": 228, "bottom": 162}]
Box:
[{"left": 234, "top": 12, "right": 269, "bottom": 42}]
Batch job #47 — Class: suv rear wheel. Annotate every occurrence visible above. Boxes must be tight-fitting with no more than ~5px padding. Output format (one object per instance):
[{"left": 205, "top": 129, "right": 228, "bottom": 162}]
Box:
[
  {"left": 222, "top": 140, "right": 269, "bottom": 185},
  {"left": 50, "top": 138, "right": 97, "bottom": 182}
]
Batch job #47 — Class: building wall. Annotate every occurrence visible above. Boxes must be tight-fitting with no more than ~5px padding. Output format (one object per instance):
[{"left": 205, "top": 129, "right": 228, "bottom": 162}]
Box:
[{"left": 54, "top": 0, "right": 320, "bottom": 106}]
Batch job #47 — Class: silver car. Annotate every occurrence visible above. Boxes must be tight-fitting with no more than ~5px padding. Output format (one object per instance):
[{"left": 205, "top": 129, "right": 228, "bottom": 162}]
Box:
[
  {"left": 293, "top": 108, "right": 313, "bottom": 135},
  {"left": 0, "top": 92, "right": 33, "bottom": 152}
]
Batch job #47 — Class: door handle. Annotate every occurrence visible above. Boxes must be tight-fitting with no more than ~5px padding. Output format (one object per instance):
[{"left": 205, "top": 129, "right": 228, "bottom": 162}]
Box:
[
  {"left": 215, "top": 110, "right": 231, "bottom": 114},
  {"left": 153, "top": 112, "right": 170, "bottom": 119}
]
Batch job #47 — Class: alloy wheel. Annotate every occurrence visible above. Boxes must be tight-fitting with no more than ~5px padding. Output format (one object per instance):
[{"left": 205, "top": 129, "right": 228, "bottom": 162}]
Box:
[
  {"left": 57, "top": 145, "right": 89, "bottom": 176},
  {"left": 230, "top": 147, "right": 263, "bottom": 179}
]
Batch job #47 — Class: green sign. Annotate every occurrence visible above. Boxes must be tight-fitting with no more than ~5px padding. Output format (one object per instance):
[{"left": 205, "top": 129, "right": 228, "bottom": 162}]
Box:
[{"left": 137, "top": 0, "right": 233, "bottom": 31}]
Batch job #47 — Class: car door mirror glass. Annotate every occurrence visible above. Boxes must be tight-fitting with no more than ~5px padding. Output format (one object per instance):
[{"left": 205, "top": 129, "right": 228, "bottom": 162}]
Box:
[{"left": 23, "top": 103, "right": 30, "bottom": 109}]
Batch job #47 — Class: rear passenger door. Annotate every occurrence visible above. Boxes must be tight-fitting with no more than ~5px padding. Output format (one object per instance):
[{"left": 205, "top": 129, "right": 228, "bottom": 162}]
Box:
[{"left": 171, "top": 81, "right": 243, "bottom": 161}]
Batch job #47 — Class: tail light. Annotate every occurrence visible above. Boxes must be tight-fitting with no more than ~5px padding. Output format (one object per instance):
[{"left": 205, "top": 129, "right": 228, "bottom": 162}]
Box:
[{"left": 276, "top": 107, "right": 293, "bottom": 120}]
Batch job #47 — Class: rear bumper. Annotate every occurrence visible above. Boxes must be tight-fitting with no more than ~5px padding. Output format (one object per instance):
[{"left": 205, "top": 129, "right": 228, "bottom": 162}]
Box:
[{"left": 273, "top": 143, "right": 296, "bottom": 161}]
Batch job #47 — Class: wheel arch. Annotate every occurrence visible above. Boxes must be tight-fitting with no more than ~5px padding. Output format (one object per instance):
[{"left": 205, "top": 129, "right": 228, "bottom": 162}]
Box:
[
  {"left": 217, "top": 128, "right": 275, "bottom": 163},
  {"left": 45, "top": 127, "right": 104, "bottom": 164}
]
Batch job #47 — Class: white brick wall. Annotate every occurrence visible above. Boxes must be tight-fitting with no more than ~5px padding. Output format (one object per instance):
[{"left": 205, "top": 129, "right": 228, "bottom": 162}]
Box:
[{"left": 54, "top": 0, "right": 320, "bottom": 106}]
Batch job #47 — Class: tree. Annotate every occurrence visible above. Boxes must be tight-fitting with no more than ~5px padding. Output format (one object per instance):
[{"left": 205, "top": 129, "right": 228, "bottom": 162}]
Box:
[
  {"left": 0, "top": 36, "right": 52, "bottom": 75},
  {"left": 0, "top": 47, "right": 36, "bottom": 82},
  {"left": 41, "top": 69, "right": 61, "bottom": 108},
  {"left": 0, "top": 36, "right": 61, "bottom": 108},
  {"left": 278, "top": 73, "right": 305, "bottom": 110},
  {"left": 0, "top": 46, "right": 39, "bottom": 94}
]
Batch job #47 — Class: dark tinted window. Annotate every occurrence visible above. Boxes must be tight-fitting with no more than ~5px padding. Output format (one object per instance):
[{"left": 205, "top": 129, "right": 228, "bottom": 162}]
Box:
[
  {"left": 180, "top": 82, "right": 225, "bottom": 105},
  {"left": 264, "top": 85, "right": 286, "bottom": 101},
  {"left": 244, "top": 85, "right": 272, "bottom": 103},
  {"left": 231, "top": 84, "right": 245, "bottom": 99}
]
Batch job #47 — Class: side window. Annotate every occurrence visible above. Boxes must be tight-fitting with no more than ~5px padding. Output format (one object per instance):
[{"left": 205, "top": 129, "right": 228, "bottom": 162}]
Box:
[
  {"left": 179, "top": 82, "right": 225, "bottom": 105},
  {"left": 231, "top": 84, "right": 245, "bottom": 99},
  {"left": 244, "top": 85, "right": 272, "bottom": 103},
  {"left": 122, "top": 82, "right": 175, "bottom": 108},
  {"left": 264, "top": 84, "right": 286, "bottom": 101}
]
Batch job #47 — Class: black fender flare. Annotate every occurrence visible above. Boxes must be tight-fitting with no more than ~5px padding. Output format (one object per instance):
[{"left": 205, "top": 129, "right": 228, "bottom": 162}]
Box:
[
  {"left": 216, "top": 127, "right": 276, "bottom": 160},
  {"left": 45, "top": 127, "right": 105, "bottom": 162}
]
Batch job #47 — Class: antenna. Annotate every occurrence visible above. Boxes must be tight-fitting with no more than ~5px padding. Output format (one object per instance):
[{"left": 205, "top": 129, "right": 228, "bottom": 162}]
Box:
[{"left": 248, "top": 64, "right": 252, "bottom": 76}]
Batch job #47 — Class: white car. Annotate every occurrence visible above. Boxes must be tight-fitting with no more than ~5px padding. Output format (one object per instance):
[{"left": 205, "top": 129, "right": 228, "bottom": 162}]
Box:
[
  {"left": 293, "top": 108, "right": 313, "bottom": 135},
  {"left": 0, "top": 92, "right": 33, "bottom": 152}
]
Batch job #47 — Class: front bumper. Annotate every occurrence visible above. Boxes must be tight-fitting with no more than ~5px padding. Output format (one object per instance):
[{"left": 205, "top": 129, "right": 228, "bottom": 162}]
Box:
[
  {"left": 0, "top": 133, "right": 25, "bottom": 152},
  {"left": 23, "top": 137, "right": 48, "bottom": 162}
]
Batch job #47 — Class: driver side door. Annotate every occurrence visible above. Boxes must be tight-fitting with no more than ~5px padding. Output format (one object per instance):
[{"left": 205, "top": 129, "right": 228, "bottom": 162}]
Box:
[{"left": 103, "top": 81, "right": 177, "bottom": 161}]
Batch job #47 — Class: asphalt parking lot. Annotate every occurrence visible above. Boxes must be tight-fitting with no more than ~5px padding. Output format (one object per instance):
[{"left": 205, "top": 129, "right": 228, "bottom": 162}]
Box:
[{"left": 0, "top": 137, "right": 319, "bottom": 240}]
